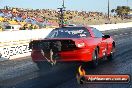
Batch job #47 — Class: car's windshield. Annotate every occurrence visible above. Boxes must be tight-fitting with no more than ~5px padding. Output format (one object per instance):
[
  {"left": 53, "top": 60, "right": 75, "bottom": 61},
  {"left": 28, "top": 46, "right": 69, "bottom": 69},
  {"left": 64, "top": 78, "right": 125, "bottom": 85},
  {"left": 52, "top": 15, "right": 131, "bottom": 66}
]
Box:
[{"left": 46, "top": 27, "right": 91, "bottom": 38}]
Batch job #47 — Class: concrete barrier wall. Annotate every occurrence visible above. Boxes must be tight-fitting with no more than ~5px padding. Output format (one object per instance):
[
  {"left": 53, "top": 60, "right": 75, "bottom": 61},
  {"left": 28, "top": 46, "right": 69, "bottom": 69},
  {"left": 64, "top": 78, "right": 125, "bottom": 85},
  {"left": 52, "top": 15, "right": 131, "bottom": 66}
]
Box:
[
  {"left": 0, "top": 28, "right": 53, "bottom": 42},
  {"left": 90, "top": 22, "right": 132, "bottom": 31},
  {"left": 0, "top": 22, "right": 132, "bottom": 61},
  {"left": 0, "top": 28, "right": 53, "bottom": 61},
  {"left": 0, "top": 43, "right": 31, "bottom": 61}
]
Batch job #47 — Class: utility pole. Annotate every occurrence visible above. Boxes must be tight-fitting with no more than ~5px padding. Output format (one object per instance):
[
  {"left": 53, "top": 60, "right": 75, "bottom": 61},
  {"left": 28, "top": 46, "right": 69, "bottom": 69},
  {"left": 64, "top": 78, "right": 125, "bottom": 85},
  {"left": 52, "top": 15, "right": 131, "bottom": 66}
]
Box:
[
  {"left": 108, "top": 0, "right": 110, "bottom": 20},
  {"left": 58, "top": 0, "right": 66, "bottom": 27},
  {"left": 62, "top": 0, "right": 65, "bottom": 8}
]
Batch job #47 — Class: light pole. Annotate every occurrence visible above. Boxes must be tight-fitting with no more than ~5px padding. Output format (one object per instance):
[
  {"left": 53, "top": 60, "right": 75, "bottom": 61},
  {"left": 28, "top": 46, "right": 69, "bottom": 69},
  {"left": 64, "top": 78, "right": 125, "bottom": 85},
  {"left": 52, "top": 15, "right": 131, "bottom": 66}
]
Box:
[
  {"left": 58, "top": 0, "right": 66, "bottom": 27},
  {"left": 108, "top": 0, "right": 110, "bottom": 20},
  {"left": 62, "top": 0, "right": 65, "bottom": 8}
]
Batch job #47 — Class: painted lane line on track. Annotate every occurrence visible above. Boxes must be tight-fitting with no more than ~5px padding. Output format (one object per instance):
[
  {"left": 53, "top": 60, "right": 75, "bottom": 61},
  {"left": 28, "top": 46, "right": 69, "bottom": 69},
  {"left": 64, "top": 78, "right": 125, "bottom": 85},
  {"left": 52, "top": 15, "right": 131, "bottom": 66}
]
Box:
[
  {"left": 114, "top": 35, "right": 118, "bottom": 36},
  {"left": 124, "top": 33, "right": 128, "bottom": 35}
]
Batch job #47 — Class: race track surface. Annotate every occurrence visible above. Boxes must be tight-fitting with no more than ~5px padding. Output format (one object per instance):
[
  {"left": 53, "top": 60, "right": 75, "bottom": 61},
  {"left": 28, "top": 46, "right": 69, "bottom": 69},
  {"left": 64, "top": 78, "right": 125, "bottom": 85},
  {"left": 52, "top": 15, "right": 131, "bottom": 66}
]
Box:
[{"left": 0, "top": 28, "right": 132, "bottom": 88}]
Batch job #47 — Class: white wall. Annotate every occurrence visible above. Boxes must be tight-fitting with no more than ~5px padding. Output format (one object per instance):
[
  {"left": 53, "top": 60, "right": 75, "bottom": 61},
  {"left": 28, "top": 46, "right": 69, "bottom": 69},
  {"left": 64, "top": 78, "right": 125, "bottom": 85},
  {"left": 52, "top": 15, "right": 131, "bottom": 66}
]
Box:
[
  {"left": 90, "top": 22, "right": 132, "bottom": 31},
  {"left": 0, "top": 28, "right": 53, "bottom": 61},
  {"left": 0, "top": 28, "right": 53, "bottom": 42}
]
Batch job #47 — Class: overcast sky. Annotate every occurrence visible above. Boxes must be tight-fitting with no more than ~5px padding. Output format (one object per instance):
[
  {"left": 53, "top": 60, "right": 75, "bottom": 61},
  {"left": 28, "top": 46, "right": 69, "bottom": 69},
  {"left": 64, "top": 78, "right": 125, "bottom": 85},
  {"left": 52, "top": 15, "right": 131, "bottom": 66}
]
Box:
[{"left": 0, "top": 0, "right": 132, "bottom": 13}]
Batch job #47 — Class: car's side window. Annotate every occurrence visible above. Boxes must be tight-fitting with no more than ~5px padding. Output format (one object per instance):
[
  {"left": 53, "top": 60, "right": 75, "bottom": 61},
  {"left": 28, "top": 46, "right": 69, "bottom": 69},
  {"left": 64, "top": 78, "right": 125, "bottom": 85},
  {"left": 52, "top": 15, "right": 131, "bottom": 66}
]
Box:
[
  {"left": 81, "top": 28, "right": 91, "bottom": 37},
  {"left": 91, "top": 28, "right": 104, "bottom": 38}
]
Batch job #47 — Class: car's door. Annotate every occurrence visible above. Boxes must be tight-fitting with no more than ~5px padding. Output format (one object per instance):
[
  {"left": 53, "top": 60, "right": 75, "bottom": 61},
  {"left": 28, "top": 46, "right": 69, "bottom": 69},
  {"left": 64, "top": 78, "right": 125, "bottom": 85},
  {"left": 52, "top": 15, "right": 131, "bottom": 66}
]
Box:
[{"left": 91, "top": 28, "right": 108, "bottom": 58}]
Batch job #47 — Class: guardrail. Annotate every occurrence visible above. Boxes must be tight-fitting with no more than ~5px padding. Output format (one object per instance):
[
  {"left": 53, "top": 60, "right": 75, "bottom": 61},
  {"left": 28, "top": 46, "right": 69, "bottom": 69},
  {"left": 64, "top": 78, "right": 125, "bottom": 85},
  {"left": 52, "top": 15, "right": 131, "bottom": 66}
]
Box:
[{"left": 0, "top": 22, "right": 132, "bottom": 61}]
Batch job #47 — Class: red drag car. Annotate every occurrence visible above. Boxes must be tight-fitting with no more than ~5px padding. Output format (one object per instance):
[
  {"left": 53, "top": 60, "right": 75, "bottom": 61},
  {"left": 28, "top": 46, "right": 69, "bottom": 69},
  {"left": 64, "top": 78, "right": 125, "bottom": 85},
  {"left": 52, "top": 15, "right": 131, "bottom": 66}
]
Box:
[{"left": 29, "top": 26, "right": 115, "bottom": 68}]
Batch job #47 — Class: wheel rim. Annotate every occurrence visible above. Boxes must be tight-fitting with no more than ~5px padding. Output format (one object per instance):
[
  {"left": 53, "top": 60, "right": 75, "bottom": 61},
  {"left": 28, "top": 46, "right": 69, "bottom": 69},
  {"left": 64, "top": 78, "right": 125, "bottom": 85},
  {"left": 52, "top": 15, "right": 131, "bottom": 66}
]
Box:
[
  {"left": 111, "top": 47, "right": 115, "bottom": 56},
  {"left": 93, "top": 51, "right": 98, "bottom": 65},
  {"left": 107, "top": 47, "right": 115, "bottom": 61}
]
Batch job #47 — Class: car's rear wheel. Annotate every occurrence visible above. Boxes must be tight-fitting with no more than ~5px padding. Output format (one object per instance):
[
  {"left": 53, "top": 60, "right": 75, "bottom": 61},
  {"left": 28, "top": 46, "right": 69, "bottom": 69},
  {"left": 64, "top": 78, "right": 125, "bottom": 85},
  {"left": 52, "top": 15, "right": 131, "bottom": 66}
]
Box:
[
  {"left": 107, "top": 46, "right": 115, "bottom": 61},
  {"left": 91, "top": 48, "right": 99, "bottom": 68}
]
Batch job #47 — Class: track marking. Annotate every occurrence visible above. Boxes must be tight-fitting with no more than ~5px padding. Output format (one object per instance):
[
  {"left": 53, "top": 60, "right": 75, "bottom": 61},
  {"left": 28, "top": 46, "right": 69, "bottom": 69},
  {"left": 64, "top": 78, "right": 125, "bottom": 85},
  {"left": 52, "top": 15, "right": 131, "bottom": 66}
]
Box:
[
  {"left": 120, "top": 34, "right": 123, "bottom": 35},
  {"left": 124, "top": 33, "right": 128, "bottom": 35},
  {"left": 114, "top": 35, "right": 118, "bottom": 36}
]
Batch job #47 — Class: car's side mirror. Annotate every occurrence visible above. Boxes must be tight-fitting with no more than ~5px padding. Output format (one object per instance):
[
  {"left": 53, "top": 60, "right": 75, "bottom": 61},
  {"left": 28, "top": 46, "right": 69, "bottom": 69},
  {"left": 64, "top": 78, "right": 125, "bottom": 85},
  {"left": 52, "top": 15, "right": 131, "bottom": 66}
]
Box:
[{"left": 102, "top": 35, "right": 110, "bottom": 39}]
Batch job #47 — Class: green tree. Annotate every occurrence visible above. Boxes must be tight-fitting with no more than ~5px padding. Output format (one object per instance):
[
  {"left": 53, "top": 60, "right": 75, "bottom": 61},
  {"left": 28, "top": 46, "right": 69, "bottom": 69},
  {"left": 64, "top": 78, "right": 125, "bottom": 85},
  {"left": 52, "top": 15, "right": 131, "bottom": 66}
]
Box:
[
  {"left": 112, "top": 6, "right": 130, "bottom": 17},
  {"left": 111, "top": 9, "right": 115, "bottom": 13}
]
